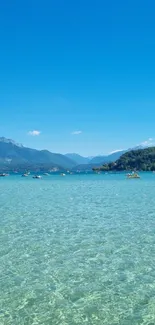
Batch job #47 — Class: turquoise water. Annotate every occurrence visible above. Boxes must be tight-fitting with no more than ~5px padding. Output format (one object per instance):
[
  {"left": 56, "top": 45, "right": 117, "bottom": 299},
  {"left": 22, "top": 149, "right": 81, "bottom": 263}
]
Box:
[{"left": 0, "top": 173, "right": 155, "bottom": 325}]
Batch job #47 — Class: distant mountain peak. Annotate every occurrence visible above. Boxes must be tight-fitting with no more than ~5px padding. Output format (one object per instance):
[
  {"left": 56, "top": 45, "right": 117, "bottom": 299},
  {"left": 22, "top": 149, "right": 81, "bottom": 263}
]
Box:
[
  {"left": 0, "top": 137, "right": 23, "bottom": 148},
  {"left": 65, "top": 153, "right": 90, "bottom": 165}
]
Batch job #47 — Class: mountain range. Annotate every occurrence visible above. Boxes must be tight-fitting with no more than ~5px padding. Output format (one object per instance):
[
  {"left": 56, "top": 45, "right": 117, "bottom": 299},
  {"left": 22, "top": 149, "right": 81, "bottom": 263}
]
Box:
[
  {"left": 66, "top": 146, "right": 145, "bottom": 166},
  {"left": 0, "top": 137, "right": 150, "bottom": 171},
  {"left": 0, "top": 137, "right": 75, "bottom": 171}
]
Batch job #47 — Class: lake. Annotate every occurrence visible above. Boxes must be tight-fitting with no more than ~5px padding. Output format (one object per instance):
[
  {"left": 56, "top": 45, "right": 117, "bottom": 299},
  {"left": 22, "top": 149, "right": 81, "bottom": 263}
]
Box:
[{"left": 0, "top": 173, "right": 155, "bottom": 324}]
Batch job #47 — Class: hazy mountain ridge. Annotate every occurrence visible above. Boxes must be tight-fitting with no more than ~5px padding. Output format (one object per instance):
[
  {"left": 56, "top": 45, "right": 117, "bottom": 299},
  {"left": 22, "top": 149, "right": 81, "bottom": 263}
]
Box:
[
  {"left": 88, "top": 145, "right": 149, "bottom": 165},
  {"left": 89, "top": 150, "right": 127, "bottom": 164},
  {"left": 0, "top": 137, "right": 152, "bottom": 171},
  {"left": 65, "top": 153, "right": 90, "bottom": 165}
]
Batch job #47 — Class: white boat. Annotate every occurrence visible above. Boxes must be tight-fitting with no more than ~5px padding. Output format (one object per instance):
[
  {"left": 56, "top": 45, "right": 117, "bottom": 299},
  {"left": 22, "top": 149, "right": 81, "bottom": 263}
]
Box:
[
  {"left": 0, "top": 173, "right": 9, "bottom": 177},
  {"left": 32, "top": 175, "right": 42, "bottom": 179},
  {"left": 60, "top": 173, "right": 66, "bottom": 176},
  {"left": 22, "top": 174, "right": 29, "bottom": 177}
]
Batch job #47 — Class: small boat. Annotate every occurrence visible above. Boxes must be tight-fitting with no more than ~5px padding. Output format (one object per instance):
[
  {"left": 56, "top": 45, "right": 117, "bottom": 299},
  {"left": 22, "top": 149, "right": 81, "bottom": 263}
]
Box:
[
  {"left": 60, "top": 173, "right": 66, "bottom": 176},
  {"left": 43, "top": 173, "right": 49, "bottom": 176},
  {"left": 0, "top": 173, "right": 9, "bottom": 177},
  {"left": 22, "top": 173, "right": 29, "bottom": 177},
  {"left": 127, "top": 173, "right": 140, "bottom": 179},
  {"left": 32, "top": 175, "right": 42, "bottom": 179}
]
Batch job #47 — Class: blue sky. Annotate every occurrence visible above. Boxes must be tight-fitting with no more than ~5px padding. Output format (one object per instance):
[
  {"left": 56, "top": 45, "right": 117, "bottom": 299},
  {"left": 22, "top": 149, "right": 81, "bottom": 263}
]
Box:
[{"left": 0, "top": 0, "right": 155, "bottom": 155}]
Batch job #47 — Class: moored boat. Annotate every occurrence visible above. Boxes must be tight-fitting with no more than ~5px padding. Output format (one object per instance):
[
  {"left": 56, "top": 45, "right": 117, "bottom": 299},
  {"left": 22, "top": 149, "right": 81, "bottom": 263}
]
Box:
[
  {"left": 127, "top": 172, "right": 140, "bottom": 179},
  {"left": 0, "top": 173, "right": 9, "bottom": 177}
]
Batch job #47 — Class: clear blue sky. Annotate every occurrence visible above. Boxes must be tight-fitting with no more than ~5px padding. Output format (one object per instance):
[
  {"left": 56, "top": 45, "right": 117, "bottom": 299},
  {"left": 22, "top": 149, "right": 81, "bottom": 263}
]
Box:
[{"left": 0, "top": 0, "right": 155, "bottom": 155}]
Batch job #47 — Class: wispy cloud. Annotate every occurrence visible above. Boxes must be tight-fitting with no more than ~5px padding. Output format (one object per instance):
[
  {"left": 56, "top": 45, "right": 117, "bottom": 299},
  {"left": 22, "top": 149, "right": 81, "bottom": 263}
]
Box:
[
  {"left": 28, "top": 130, "right": 41, "bottom": 136},
  {"left": 71, "top": 130, "right": 82, "bottom": 135},
  {"left": 140, "top": 138, "right": 154, "bottom": 146},
  {"left": 110, "top": 149, "right": 125, "bottom": 154}
]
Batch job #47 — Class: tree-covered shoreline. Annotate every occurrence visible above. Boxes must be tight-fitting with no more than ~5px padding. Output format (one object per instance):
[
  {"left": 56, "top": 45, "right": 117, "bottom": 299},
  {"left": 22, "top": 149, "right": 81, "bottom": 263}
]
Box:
[{"left": 93, "top": 147, "right": 155, "bottom": 172}]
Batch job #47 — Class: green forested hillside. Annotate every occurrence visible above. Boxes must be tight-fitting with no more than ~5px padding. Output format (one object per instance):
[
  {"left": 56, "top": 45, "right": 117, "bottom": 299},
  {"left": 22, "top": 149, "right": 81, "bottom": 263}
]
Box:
[{"left": 94, "top": 147, "right": 155, "bottom": 171}]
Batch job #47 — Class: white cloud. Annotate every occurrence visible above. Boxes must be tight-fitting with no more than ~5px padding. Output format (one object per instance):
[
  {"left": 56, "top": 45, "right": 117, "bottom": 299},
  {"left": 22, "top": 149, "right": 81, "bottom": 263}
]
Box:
[
  {"left": 71, "top": 130, "right": 82, "bottom": 135},
  {"left": 140, "top": 138, "right": 154, "bottom": 146},
  {"left": 28, "top": 130, "right": 41, "bottom": 136}
]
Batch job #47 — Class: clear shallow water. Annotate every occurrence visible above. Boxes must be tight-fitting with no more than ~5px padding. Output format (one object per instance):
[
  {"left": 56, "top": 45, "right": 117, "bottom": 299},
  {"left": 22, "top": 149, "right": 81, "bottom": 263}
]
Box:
[{"left": 0, "top": 173, "right": 155, "bottom": 325}]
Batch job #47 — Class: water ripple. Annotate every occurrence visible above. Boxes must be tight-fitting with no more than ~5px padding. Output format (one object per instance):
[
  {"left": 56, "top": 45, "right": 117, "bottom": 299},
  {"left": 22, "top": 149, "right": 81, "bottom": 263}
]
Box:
[{"left": 0, "top": 174, "right": 155, "bottom": 324}]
